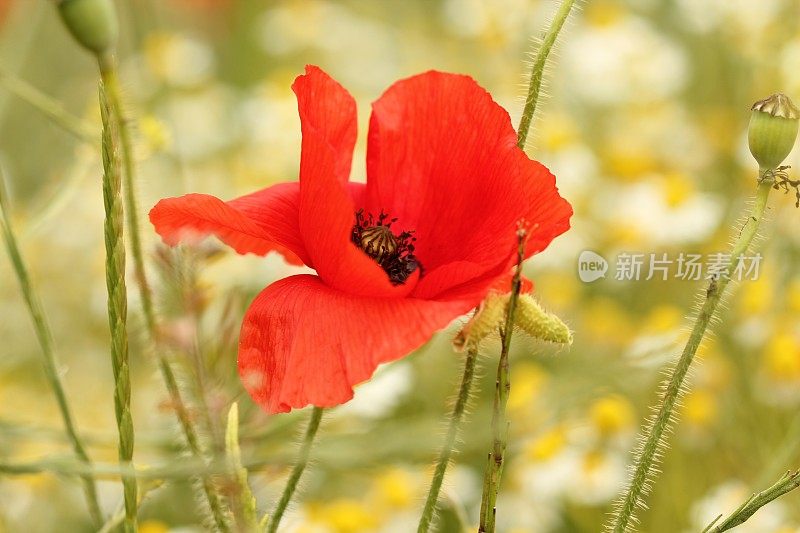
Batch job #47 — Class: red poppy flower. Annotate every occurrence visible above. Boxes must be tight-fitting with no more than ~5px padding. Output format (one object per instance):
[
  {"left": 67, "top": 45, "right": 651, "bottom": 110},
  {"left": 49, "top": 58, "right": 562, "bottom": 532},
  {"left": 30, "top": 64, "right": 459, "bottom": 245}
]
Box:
[{"left": 150, "top": 65, "right": 572, "bottom": 414}]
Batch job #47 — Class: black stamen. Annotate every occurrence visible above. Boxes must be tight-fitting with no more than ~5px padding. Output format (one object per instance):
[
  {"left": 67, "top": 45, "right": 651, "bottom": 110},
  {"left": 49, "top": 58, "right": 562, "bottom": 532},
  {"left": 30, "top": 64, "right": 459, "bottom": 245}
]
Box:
[{"left": 352, "top": 209, "right": 421, "bottom": 285}]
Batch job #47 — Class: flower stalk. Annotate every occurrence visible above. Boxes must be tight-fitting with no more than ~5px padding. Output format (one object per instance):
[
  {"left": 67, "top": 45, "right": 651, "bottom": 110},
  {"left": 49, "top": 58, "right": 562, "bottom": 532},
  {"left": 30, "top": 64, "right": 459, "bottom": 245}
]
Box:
[
  {"left": 609, "top": 93, "right": 799, "bottom": 533},
  {"left": 517, "top": 0, "right": 577, "bottom": 150},
  {"left": 478, "top": 230, "right": 527, "bottom": 533},
  {"left": 0, "top": 171, "right": 103, "bottom": 526},
  {"left": 608, "top": 177, "right": 776, "bottom": 532},
  {"left": 266, "top": 406, "right": 324, "bottom": 533},
  {"left": 100, "top": 84, "right": 138, "bottom": 533},
  {"left": 415, "top": 1, "right": 577, "bottom": 528},
  {"left": 417, "top": 343, "right": 480, "bottom": 533}
]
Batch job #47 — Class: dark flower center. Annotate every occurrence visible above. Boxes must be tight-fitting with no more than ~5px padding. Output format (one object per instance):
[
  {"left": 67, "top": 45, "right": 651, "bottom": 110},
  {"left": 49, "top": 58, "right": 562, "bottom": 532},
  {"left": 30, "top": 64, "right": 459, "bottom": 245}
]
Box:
[{"left": 351, "top": 209, "right": 420, "bottom": 285}]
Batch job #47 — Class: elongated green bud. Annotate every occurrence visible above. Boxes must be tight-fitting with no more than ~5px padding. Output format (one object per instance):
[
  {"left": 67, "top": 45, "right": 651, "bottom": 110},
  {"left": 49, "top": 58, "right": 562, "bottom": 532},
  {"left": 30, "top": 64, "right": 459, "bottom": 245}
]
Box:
[
  {"left": 453, "top": 293, "right": 572, "bottom": 349},
  {"left": 515, "top": 294, "right": 573, "bottom": 345},
  {"left": 57, "top": 0, "right": 118, "bottom": 57},
  {"left": 748, "top": 93, "right": 799, "bottom": 171}
]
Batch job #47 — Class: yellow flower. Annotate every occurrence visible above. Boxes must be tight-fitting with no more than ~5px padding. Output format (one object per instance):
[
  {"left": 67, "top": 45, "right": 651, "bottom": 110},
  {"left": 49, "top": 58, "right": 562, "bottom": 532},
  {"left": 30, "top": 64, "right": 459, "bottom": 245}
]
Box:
[
  {"left": 307, "top": 499, "right": 379, "bottom": 533},
  {"left": 139, "top": 521, "right": 170, "bottom": 533},
  {"left": 589, "top": 395, "right": 635, "bottom": 437},
  {"left": 584, "top": 0, "right": 626, "bottom": 27},
  {"left": 604, "top": 136, "right": 659, "bottom": 181},
  {"left": 787, "top": 279, "right": 800, "bottom": 313},
  {"left": 540, "top": 113, "right": 579, "bottom": 152},
  {"left": 534, "top": 272, "right": 579, "bottom": 312},
  {"left": 508, "top": 362, "right": 547, "bottom": 413},
  {"left": 140, "top": 115, "right": 172, "bottom": 153},
  {"left": 374, "top": 468, "right": 416, "bottom": 509},
  {"left": 762, "top": 333, "right": 800, "bottom": 382},
  {"left": 583, "top": 298, "right": 633, "bottom": 345},
  {"left": 739, "top": 273, "right": 774, "bottom": 315},
  {"left": 643, "top": 305, "right": 683, "bottom": 334},
  {"left": 682, "top": 389, "right": 718, "bottom": 428},
  {"left": 526, "top": 425, "right": 568, "bottom": 462},
  {"left": 581, "top": 449, "right": 606, "bottom": 473},
  {"left": 661, "top": 172, "right": 694, "bottom": 207}
]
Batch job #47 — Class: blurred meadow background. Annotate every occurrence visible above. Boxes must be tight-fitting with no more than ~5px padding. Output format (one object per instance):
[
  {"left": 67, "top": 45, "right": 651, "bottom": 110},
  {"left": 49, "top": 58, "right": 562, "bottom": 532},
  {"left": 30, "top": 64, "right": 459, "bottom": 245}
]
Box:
[{"left": 2, "top": 0, "right": 800, "bottom": 531}]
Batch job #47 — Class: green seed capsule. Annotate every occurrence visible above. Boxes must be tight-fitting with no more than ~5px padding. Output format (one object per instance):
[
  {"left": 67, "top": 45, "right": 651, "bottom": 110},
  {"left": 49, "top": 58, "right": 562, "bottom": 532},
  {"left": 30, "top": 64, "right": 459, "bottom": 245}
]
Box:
[
  {"left": 748, "top": 93, "right": 799, "bottom": 171},
  {"left": 57, "top": 0, "right": 118, "bottom": 56}
]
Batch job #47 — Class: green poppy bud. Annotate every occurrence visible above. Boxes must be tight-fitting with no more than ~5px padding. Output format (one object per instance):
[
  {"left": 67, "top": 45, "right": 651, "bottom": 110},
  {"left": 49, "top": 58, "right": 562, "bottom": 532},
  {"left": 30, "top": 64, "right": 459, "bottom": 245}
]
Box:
[
  {"left": 453, "top": 293, "right": 572, "bottom": 350},
  {"left": 57, "top": 0, "right": 118, "bottom": 57},
  {"left": 748, "top": 93, "right": 799, "bottom": 171}
]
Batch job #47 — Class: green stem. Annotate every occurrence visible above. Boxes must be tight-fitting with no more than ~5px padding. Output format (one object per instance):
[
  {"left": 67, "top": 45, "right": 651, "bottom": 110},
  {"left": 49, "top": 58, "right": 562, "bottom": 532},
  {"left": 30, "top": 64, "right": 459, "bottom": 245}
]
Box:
[
  {"left": 266, "top": 407, "right": 324, "bottom": 533},
  {"left": 703, "top": 470, "right": 800, "bottom": 533},
  {"left": 416, "top": 2, "right": 578, "bottom": 528},
  {"left": 417, "top": 344, "right": 480, "bottom": 533},
  {"left": 609, "top": 176, "right": 775, "bottom": 533},
  {"left": 0, "top": 172, "right": 102, "bottom": 526},
  {"left": 516, "top": 0, "right": 576, "bottom": 150},
  {"left": 100, "top": 84, "right": 137, "bottom": 533},
  {"left": 478, "top": 231, "right": 527, "bottom": 533},
  {"left": 98, "top": 55, "right": 230, "bottom": 531}
]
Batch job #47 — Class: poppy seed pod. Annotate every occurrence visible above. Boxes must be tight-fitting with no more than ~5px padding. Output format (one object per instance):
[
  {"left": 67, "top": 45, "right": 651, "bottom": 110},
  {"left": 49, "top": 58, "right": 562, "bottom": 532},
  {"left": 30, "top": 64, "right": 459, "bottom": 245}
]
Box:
[
  {"left": 57, "top": 0, "right": 118, "bottom": 56},
  {"left": 748, "top": 93, "right": 799, "bottom": 171}
]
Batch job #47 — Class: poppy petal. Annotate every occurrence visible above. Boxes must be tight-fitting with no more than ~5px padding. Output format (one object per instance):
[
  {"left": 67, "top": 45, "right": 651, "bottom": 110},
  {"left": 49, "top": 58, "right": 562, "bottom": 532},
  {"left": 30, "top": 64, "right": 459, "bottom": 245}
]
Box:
[
  {"left": 365, "top": 71, "right": 572, "bottom": 293},
  {"left": 293, "top": 65, "right": 416, "bottom": 297},
  {"left": 149, "top": 182, "right": 309, "bottom": 265},
  {"left": 238, "top": 274, "right": 472, "bottom": 413}
]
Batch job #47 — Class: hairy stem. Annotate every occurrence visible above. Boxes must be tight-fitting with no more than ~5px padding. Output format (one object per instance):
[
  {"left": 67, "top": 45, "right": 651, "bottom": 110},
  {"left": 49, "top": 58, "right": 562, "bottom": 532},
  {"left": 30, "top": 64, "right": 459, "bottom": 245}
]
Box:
[
  {"left": 609, "top": 176, "right": 775, "bottom": 533},
  {"left": 478, "top": 231, "right": 527, "bottom": 533},
  {"left": 98, "top": 56, "right": 230, "bottom": 531},
  {"left": 417, "top": 345, "right": 480, "bottom": 533},
  {"left": 703, "top": 470, "right": 800, "bottom": 533},
  {"left": 266, "top": 407, "right": 324, "bottom": 533},
  {"left": 0, "top": 172, "right": 102, "bottom": 526},
  {"left": 415, "top": 2, "right": 578, "bottom": 528},
  {"left": 516, "top": 0, "right": 577, "bottom": 150},
  {"left": 100, "top": 84, "right": 137, "bottom": 533}
]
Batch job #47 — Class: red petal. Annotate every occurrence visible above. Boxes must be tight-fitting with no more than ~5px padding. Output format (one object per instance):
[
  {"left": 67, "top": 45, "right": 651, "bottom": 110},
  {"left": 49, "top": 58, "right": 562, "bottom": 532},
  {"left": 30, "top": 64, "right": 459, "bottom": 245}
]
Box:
[
  {"left": 149, "top": 182, "right": 309, "bottom": 265},
  {"left": 293, "top": 66, "right": 414, "bottom": 297},
  {"left": 365, "top": 71, "right": 572, "bottom": 294},
  {"left": 238, "top": 275, "right": 473, "bottom": 413}
]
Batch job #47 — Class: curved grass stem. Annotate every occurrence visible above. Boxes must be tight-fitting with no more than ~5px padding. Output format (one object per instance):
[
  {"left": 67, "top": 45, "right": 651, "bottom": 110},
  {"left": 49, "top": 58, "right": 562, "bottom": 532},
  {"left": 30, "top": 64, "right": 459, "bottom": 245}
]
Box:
[
  {"left": 417, "top": 344, "right": 480, "bottom": 533},
  {"left": 266, "top": 407, "right": 324, "bottom": 533},
  {"left": 97, "top": 55, "right": 230, "bottom": 531},
  {"left": 100, "top": 83, "right": 137, "bottom": 533},
  {"left": 0, "top": 64, "right": 95, "bottom": 141},
  {"left": 0, "top": 170, "right": 103, "bottom": 526},
  {"left": 609, "top": 175, "right": 775, "bottom": 532}
]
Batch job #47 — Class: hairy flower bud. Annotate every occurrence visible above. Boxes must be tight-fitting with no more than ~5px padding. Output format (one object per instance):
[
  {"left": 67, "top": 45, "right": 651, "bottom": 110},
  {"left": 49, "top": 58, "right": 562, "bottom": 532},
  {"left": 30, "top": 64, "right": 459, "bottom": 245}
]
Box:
[
  {"left": 515, "top": 294, "right": 572, "bottom": 345},
  {"left": 453, "top": 293, "right": 572, "bottom": 350},
  {"left": 57, "top": 0, "right": 118, "bottom": 56},
  {"left": 748, "top": 93, "right": 799, "bottom": 171}
]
